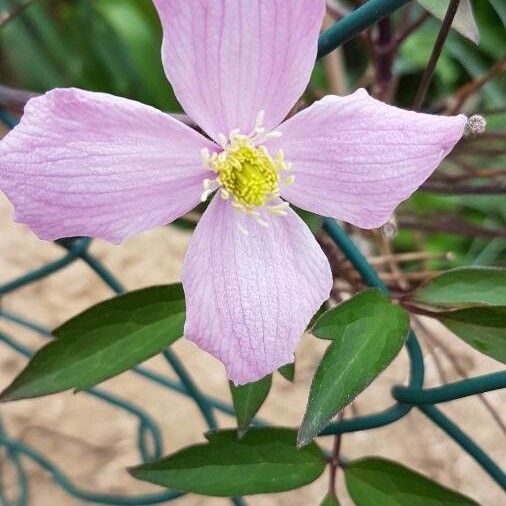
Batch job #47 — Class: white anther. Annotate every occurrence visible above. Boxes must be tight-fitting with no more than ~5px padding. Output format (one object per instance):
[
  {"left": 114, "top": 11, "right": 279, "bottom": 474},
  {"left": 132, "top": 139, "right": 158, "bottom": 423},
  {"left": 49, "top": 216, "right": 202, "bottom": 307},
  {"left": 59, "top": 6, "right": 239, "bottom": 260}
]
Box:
[
  {"left": 254, "top": 215, "right": 270, "bottom": 227},
  {"left": 200, "top": 178, "right": 219, "bottom": 202},
  {"left": 267, "top": 202, "right": 289, "bottom": 216},
  {"left": 265, "top": 130, "right": 282, "bottom": 140},
  {"left": 255, "top": 110, "right": 266, "bottom": 129},
  {"left": 229, "top": 128, "right": 241, "bottom": 141},
  {"left": 237, "top": 223, "right": 250, "bottom": 236},
  {"left": 200, "top": 188, "right": 214, "bottom": 202},
  {"left": 270, "top": 202, "right": 290, "bottom": 211},
  {"left": 201, "top": 148, "right": 211, "bottom": 167},
  {"left": 284, "top": 175, "right": 296, "bottom": 186},
  {"left": 268, "top": 207, "right": 288, "bottom": 217},
  {"left": 218, "top": 133, "right": 229, "bottom": 148},
  {"left": 220, "top": 189, "right": 230, "bottom": 200}
]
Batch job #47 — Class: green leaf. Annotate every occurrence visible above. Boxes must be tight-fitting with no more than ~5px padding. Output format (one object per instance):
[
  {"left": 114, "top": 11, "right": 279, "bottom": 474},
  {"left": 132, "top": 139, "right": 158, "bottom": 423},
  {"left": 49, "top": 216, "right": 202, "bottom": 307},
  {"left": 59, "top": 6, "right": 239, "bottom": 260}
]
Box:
[
  {"left": 299, "top": 292, "right": 409, "bottom": 446},
  {"left": 129, "top": 428, "right": 327, "bottom": 496},
  {"left": 320, "top": 493, "right": 341, "bottom": 505},
  {"left": 412, "top": 267, "right": 506, "bottom": 308},
  {"left": 295, "top": 207, "right": 324, "bottom": 234},
  {"left": 417, "top": 0, "right": 480, "bottom": 44},
  {"left": 310, "top": 289, "right": 390, "bottom": 340},
  {"left": 0, "top": 285, "right": 185, "bottom": 402},
  {"left": 437, "top": 306, "right": 506, "bottom": 363},
  {"left": 230, "top": 375, "right": 272, "bottom": 437},
  {"left": 345, "top": 457, "right": 479, "bottom": 505},
  {"left": 279, "top": 362, "right": 295, "bottom": 382},
  {"left": 94, "top": 0, "right": 180, "bottom": 110},
  {"left": 488, "top": 0, "right": 506, "bottom": 25}
]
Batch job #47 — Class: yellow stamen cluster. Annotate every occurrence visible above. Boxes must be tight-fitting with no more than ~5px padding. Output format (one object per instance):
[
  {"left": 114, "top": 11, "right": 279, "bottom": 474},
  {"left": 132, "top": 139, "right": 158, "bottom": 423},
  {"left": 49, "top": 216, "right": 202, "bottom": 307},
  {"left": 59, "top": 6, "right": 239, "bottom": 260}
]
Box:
[
  {"left": 200, "top": 114, "right": 294, "bottom": 234},
  {"left": 214, "top": 138, "right": 280, "bottom": 208},
  {"left": 201, "top": 131, "right": 293, "bottom": 215}
]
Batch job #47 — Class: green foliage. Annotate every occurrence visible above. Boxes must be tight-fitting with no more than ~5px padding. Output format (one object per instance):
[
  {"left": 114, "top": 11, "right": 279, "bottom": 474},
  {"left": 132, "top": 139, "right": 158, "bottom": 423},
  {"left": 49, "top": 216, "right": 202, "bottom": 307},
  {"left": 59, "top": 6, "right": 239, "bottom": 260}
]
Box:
[
  {"left": 298, "top": 291, "right": 409, "bottom": 446},
  {"left": 437, "top": 306, "right": 506, "bottom": 363},
  {"left": 310, "top": 289, "right": 388, "bottom": 340},
  {"left": 0, "top": 0, "right": 180, "bottom": 110},
  {"left": 295, "top": 207, "right": 324, "bottom": 234},
  {"left": 129, "top": 428, "right": 327, "bottom": 496},
  {"left": 279, "top": 362, "right": 296, "bottom": 382},
  {"left": 344, "top": 457, "right": 479, "bottom": 505},
  {"left": 412, "top": 267, "right": 506, "bottom": 308},
  {"left": 398, "top": 1, "right": 504, "bottom": 109},
  {"left": 320, "top": 493, "right": 341, "bottom": 505},
  {"left": 410, "top": 268, "right": 506, "bottom": 363},
  {"left": 230, "top": 375, "right": 272, "bottom": 437},
  {"left": 0, "top": 285, "right": 185, "bottom": 402}
]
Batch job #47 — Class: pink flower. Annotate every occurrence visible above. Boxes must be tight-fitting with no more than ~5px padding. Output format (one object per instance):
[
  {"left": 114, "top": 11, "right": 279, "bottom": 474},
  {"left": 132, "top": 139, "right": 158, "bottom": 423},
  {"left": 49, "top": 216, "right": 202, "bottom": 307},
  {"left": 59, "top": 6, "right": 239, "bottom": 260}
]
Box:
[{"left": 0, "top": 0, "right": 466, "bottom": 384}]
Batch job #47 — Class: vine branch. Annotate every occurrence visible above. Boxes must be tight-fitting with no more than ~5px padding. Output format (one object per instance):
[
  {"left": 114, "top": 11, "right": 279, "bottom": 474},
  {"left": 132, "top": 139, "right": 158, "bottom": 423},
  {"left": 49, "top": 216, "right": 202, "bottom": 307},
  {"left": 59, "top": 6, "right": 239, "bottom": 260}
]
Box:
[{"left": 413, "top": 0, "right": 461, "bottom": 110}]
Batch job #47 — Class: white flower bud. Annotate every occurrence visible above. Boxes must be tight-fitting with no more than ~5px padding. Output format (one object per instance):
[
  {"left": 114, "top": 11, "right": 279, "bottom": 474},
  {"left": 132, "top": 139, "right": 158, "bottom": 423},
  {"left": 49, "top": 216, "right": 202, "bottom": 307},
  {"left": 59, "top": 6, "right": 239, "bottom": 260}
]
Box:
[{"left": 464, "top": 115, "right": 486, "bottom": 137}]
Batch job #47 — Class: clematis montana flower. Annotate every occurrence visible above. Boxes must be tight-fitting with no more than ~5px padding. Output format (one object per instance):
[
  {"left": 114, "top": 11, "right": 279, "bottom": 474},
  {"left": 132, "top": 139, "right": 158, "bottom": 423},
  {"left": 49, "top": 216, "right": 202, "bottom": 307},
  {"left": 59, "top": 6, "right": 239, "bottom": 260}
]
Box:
[{"left": 0, "top": 0, "right": 466, "bottom": 384}]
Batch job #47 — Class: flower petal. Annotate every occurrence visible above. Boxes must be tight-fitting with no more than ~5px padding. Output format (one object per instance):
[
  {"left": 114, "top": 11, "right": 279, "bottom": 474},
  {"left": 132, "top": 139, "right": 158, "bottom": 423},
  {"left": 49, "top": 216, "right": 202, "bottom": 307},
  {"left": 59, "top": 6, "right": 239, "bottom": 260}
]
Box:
[
  {"left": 270, "top": 89, "right": 467, "bottom": 229},
  {"left": 0, "top": 88, "right": 216, "bottom": 243},
  {"left": 153, "top": 0, "right": 325, "bottom": 142},
  {"left": 182, "top": 196, "right": 332, "bottom": 385}
]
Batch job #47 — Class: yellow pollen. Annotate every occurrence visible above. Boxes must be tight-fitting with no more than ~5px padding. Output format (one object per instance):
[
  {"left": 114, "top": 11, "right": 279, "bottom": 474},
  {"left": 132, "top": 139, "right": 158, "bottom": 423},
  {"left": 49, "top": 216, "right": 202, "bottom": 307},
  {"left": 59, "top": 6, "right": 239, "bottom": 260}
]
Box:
[{"left": 211, "top": 137, "right": 283, "bottom": 209}]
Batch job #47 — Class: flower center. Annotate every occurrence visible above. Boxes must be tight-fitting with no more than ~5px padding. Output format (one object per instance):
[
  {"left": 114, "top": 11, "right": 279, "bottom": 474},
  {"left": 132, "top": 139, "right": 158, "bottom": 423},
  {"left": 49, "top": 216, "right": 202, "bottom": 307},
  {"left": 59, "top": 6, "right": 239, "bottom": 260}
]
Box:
[
  {"left": 200, "top": 112, "right": 294, "bottom": 233},
  {"left": 214, "top": 137, "right": 282, "bottom": 208}
]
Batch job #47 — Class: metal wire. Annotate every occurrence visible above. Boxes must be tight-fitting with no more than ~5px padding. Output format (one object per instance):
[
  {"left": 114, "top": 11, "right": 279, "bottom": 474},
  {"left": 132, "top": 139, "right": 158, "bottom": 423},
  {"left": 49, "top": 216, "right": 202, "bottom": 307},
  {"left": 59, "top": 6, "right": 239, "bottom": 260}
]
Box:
[{"left": 1, "top": 1, "right": 505, "bottom": 502}]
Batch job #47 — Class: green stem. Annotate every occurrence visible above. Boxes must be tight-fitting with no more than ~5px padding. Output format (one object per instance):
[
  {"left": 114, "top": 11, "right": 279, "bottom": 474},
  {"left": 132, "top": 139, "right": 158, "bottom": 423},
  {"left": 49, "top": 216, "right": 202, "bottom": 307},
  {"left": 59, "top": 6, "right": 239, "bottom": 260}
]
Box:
[
  {"left": 393, "top": 372, "right": 506, "bottom": 404},
  {"left": 317, "top": 0, "right": 412, "bottom": 59},
  {"left": 0, "top": 433, "right": 183, "bottom": 505},
  {"left": 0, "top": 238, "right": 92, "bottom": 296},
  {"left": 419, "top": 404, "right": 506, "bottom": 489}
]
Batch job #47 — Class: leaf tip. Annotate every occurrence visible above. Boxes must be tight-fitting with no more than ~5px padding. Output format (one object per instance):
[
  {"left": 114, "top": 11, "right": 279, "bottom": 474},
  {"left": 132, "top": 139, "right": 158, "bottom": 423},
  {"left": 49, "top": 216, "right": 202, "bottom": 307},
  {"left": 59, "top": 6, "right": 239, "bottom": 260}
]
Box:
[
  {"left": 0, "top": 392, "right": 11, "bottom": 404},
  {"left": 0, "top": 384, "right": 20, "bottom": 403},
  {"left": 237, "top": 426, "right": 248, "bottom": 439},
  {"left": 126, "top": 463, "right": 143, "bottom": 479},
  {"left": 296, "top": 430, "right": 312, "bottom": 449},
  {"left": 297, "top": 410, "right": 323, "bottom": 448}
]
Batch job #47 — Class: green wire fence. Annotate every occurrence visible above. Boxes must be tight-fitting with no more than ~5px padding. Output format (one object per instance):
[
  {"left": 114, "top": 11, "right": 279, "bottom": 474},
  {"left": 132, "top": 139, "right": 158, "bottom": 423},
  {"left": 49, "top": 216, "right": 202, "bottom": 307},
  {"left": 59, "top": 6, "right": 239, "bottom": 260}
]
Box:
[{"left": 0, "top": 1, "right": 505, "bottom": 504}]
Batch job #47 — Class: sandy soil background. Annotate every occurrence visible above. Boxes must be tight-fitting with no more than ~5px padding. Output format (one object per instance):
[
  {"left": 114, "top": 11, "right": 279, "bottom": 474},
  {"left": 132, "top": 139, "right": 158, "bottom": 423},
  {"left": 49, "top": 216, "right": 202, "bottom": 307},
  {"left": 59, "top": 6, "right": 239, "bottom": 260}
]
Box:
[{"left": 0, "top": 183, "right": 504, "bottom": 505}]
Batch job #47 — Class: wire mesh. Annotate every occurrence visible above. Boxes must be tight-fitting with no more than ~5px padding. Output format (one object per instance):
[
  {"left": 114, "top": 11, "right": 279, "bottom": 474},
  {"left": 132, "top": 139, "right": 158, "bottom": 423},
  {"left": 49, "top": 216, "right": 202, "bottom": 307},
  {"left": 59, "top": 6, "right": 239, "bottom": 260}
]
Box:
[{"left": 0, "top": 161, "right": 504, "bottom": 505}]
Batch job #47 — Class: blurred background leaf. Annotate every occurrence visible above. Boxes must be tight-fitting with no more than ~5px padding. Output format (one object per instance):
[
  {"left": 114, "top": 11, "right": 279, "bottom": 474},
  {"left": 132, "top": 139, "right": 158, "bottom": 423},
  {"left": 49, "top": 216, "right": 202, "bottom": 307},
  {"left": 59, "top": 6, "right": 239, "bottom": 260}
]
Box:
[{"left": 0, "top": 0, "right": 180, "bottom": 110}]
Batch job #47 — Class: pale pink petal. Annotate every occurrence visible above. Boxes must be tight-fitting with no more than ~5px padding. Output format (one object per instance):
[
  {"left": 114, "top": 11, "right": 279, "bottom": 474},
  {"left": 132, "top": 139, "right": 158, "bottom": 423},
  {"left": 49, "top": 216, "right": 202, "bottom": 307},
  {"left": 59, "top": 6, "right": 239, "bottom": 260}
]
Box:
[
  {"left": 268, "top": 89, "right": 466, "bottom": 229},
  {"left": 182, "top": 196, "right": 332, "bottom": 385},
  {"left": 153, "top": 0, "right": 325, "bottom": 142},
  {"left": 0, "top": 88, "right": 217, "bottom": 243}
]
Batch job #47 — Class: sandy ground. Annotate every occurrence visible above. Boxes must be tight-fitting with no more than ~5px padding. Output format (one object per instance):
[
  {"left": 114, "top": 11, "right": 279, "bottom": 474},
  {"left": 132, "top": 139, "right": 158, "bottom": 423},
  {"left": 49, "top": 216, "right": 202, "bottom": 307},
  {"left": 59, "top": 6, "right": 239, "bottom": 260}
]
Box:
[{"left": 0, "top": 187, "right": 504, "bottom": 506}]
